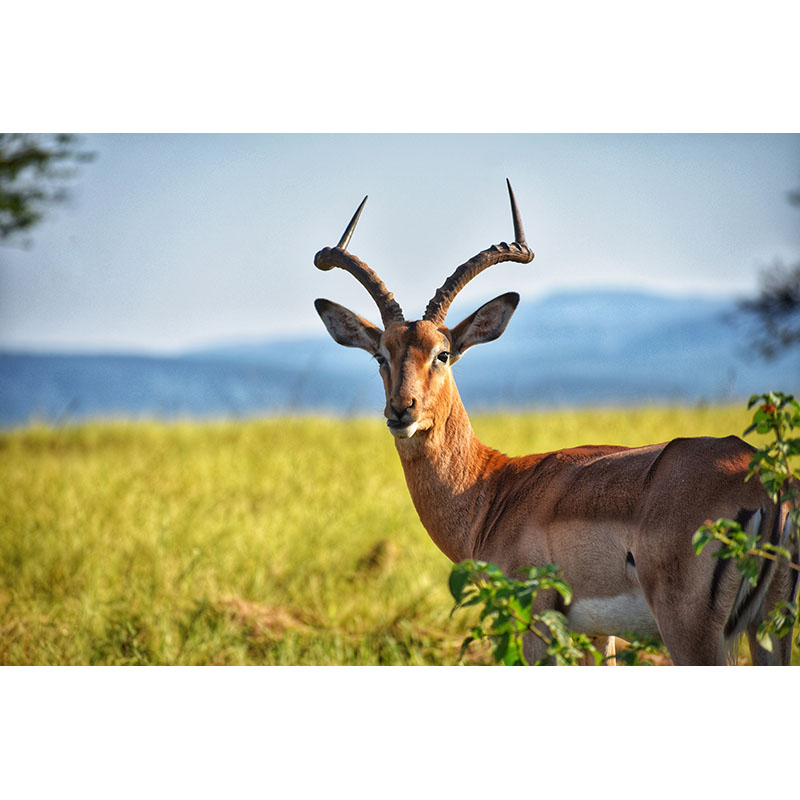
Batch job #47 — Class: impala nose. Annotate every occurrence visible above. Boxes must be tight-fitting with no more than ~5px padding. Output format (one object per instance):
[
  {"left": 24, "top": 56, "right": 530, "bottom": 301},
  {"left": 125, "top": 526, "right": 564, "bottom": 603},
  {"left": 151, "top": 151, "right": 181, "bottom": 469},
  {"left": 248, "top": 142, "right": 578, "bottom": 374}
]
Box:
[
  {"left": 386, "top": 398, "right": 419, "bottom": 438},
  {"left": 389, "top": 398, "right": 415, "bottom": 421}
]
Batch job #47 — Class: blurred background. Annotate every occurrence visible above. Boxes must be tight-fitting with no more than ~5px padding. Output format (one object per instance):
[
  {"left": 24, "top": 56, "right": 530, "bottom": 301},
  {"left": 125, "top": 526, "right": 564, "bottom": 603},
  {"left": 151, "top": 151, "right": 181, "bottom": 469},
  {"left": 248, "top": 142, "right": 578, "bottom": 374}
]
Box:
[{"left": 1, "top": 132, "right": 799, "bottom": 425}]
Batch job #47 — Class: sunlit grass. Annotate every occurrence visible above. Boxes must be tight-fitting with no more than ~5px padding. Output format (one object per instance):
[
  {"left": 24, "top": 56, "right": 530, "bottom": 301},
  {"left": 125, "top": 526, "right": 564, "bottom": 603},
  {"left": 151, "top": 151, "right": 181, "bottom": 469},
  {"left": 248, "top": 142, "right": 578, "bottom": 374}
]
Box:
[{"left": 0, "top": 406, "right": 795, "bottom": 664}]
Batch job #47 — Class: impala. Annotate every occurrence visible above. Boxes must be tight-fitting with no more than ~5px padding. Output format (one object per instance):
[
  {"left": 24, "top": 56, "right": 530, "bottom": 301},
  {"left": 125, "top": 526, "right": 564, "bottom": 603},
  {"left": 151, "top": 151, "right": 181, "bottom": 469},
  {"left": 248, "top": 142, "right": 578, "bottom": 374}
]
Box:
[{"left": 313, "top": 181, "right": 796, "bottom": 665}]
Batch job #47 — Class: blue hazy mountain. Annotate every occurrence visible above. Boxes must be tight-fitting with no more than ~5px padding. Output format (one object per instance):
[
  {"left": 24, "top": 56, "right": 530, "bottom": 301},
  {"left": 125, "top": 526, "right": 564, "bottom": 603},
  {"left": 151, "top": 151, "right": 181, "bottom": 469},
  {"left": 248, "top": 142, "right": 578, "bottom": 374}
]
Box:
[{"left": 2, "top": 291, "right": 798, "bottom": 428}]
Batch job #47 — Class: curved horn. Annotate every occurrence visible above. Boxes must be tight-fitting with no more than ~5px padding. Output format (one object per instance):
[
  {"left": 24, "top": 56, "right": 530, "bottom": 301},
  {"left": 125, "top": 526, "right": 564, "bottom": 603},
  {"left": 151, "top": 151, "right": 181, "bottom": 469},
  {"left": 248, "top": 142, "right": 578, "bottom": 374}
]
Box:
[
  {"left": 423, "top": 179, "right": 534, "bottom": 325},
  {"left": 314, "top": 196, "right": 405, "bottom": 327}
]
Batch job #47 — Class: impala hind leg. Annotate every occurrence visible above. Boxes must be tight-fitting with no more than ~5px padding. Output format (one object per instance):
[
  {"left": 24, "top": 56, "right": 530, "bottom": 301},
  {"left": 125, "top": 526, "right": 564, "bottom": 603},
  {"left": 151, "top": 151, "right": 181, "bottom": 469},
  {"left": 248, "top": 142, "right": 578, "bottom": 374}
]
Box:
[
  {"left": 745, "top": 627, "right": 793, "bottom": 666},
  {"left": 744, "top": 595, "right": 793, "bottom": 665},
  {"left": 639, "top": 577, "right": 729, "bottom": 665},
  {"left": 747, "top": 513, "right": 798, "bottom": 666},
  {"left": 746, "top": 569, "right": 797, "bottom": 665},
  {"left": 654, "top": 616, "right": 728, "bottom": 665}
]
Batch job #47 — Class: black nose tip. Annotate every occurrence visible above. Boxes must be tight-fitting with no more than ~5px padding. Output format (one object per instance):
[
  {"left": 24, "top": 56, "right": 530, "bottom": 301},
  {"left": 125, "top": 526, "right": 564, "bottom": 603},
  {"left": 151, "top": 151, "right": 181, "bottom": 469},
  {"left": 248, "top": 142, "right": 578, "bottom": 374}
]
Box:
[{"left": 390, "top": 399, "right": 415, "bottom": 420}]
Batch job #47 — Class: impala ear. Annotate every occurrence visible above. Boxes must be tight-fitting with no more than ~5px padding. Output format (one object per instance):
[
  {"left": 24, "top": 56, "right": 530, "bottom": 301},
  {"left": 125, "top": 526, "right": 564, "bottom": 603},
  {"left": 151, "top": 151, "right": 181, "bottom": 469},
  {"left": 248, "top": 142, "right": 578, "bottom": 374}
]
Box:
[
  {"left": 315, "top": 298, "right": 383, "bottom": 354},
  {"left": 450, "top": 292, "right": 519, "bottom": 360}
]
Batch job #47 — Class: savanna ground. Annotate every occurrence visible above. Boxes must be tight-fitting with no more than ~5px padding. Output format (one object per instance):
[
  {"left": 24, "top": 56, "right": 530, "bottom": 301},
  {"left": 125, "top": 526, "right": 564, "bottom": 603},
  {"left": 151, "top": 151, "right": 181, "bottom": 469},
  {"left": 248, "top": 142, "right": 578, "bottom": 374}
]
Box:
[{"left": 2, "top": 406, "right": 797, "bottom": 665}]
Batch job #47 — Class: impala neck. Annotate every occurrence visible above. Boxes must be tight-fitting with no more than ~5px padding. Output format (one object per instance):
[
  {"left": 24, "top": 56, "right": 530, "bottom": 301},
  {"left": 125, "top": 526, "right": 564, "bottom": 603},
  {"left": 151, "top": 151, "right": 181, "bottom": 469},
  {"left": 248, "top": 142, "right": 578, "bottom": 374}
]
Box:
[{"left": 393, "top": 384, "right": 505, "bottom": 563}]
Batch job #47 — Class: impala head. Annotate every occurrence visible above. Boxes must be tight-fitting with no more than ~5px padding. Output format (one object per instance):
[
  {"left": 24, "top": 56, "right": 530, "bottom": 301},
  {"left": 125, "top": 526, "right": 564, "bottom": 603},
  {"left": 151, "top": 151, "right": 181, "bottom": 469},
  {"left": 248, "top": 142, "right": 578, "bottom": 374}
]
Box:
[{"left": 314, "top": 180, "right": 534, "bottom": 440}]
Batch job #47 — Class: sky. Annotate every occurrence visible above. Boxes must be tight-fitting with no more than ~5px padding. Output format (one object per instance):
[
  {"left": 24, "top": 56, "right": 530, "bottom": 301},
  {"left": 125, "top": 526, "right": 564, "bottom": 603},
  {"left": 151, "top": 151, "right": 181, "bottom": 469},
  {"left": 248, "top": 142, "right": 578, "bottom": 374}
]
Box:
[{"left": 1, "top": 133, "right": 798, "bottom": 354}]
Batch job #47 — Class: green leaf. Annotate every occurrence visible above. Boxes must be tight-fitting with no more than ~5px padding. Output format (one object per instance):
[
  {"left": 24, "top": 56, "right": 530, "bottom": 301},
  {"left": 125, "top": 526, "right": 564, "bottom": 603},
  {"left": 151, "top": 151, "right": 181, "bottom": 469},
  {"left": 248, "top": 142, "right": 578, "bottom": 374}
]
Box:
[
  {"left": 493, "top": 631, "right": 510, "bottom": 662},
  {"left": 550, "top": 577, "right": 573, "bottom": 604},
  {"left": 692, "top": 528, "right": 712, "bottom": 554},
  {"left": 448, "top": 566, "right": 471, "bottom": 602},
  {"left": 763, "top": 544, "right": 791, "bottom": 560},
  {"left": 504, "top": 638, "right": 525, "bottom": 666},
  {"left": 516, "top": 586, "right": 534, "bottom": 609},
  {"left": 755, "top": 623, "right": 774, "bottom": 652},
  {"left": 739, "top": 557, "right": 760, "bottom": 586},
  {"left": 458, "top": 636, "right": 474, "bottom": 663}
]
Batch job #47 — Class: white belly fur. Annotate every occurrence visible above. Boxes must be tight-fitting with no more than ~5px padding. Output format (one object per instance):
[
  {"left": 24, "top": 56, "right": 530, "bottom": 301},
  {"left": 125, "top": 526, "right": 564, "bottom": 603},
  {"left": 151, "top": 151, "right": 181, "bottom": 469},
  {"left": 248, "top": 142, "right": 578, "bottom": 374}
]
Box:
[{"left": 566, "top": 590, "right": 661, "bottom": 639}]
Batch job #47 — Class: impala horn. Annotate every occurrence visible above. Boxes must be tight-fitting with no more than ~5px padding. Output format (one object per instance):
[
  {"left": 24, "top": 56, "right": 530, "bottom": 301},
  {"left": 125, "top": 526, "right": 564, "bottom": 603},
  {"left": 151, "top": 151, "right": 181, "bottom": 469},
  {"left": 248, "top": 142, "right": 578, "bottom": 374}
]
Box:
[
  {"left": 423, "top": 179, "right": 534, "bottom": 325},
  {"left": 314, "top": 196, "right": 405, "bottom": 327}
]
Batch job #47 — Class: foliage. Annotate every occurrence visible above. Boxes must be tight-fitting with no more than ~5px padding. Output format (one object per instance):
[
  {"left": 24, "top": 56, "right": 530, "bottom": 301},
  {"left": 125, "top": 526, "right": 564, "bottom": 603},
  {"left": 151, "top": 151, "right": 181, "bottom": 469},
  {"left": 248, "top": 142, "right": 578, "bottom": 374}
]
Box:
[
  {"left": 692, "top": 392, "right": 800, "bottom": 653},
  {"left": 742, "top": 391, "right": 800, "bottom": 504},
  {"left": 0, "top": 133, "right": 95, "bottom": 244},
  {"left": 449, "top": 560, "right": 671, "bottom": 666},
  {"left": 449, "top": 560, "right": 601, "bottom": 665},
  {"left": 611, "top": 635, "right": 669, "bottom": 666},
  {"left": 736, "top": 190, "right": 800, "bottom": 359},
  {"left": 738, "top": 264, "right": 800, "bottom": 359}
]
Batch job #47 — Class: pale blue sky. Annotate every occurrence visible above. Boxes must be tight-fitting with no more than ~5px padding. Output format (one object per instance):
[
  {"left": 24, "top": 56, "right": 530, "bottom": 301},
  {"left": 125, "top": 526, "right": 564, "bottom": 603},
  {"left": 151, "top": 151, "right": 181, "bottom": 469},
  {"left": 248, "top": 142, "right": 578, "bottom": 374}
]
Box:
[{"left": 1, "top": 133, "right": 798, "bottom": 353}]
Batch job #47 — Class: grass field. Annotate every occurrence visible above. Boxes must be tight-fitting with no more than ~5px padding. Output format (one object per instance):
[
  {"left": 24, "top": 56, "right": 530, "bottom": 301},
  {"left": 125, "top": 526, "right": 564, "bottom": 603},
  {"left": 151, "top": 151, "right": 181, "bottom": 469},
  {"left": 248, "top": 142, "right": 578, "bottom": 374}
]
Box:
[{"left": 1, "top": 405, "right": 796, "bottom": 665}]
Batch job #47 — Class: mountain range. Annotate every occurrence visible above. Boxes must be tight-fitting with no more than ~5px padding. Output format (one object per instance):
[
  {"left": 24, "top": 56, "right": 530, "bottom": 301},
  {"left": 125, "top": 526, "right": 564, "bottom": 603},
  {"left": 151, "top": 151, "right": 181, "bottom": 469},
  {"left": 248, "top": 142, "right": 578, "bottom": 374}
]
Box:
[{"left": 1, "top": 290, "right": 797, "bottom": 428}]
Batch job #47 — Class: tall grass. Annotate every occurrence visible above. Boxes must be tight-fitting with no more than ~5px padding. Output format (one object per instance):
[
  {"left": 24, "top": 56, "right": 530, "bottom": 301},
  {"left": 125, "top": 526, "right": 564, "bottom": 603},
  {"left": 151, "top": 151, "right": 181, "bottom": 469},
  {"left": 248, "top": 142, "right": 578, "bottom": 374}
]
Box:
[{"left": 1, "top": 406, "right": 792, "bottom": 664}]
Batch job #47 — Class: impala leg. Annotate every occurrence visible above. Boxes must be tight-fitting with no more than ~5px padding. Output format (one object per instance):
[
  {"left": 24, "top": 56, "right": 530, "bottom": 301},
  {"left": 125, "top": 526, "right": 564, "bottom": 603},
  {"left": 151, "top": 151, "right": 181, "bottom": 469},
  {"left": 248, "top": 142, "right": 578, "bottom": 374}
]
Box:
[
  {"left": 603, "top": 636, "right": 617, "bottom": 666},
  {"left": 746, "top": 545, "right": 798, "bottom": 666},
  {"left": 745, "top": 600, "right": 789, "bottom": 666},
  {"left": 580, "top": 636, "right": 616, "bottom": 666},
  {"left": 746, "top": 607, "right": 792, "bottom": 665},
  {"left": 522, "top": 627, "right": 551, "bottom": 665},
  {"left": 636, "top": 534, "right": 729, "bottom": 664},
  {"left": 521, "top": 593, "right": 561, "bottom": 665},
  {"left": 745, "top": 629, "right": 790, "bottom": 666},
  {"left": 656, "top": 618, "right": 727, "bottom": 665},
  {"left": 639, "top": 576, "right": 728, "bottom": 665},
  {"left": 523, "top": 628, "right": 616, "bottom": 666}
]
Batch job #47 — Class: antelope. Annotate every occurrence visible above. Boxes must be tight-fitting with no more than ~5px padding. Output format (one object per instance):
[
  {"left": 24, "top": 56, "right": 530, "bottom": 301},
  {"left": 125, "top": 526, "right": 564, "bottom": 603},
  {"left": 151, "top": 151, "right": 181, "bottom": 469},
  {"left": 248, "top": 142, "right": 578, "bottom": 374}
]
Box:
[{"left": 313, "top": 181, "right": 797, "bottom": 665}]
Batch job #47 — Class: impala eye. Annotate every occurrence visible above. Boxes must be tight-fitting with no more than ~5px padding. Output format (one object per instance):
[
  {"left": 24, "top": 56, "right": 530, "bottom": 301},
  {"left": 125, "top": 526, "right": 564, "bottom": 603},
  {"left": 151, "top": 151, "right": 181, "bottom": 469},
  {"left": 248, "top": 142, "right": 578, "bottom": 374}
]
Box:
[
  {"left": 375, "top": 354, "right": 386, "bottom": 366},
  {"left": 436, "top": 351, "right": 450, "bottom": 364}
]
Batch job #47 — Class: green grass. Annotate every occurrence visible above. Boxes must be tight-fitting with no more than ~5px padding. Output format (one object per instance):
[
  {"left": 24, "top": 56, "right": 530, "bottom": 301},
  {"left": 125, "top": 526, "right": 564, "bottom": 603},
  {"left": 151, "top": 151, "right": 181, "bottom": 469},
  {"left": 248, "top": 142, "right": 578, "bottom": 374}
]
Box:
[{"left": 1, "top": 405, "right": 796, "bottom": 664}]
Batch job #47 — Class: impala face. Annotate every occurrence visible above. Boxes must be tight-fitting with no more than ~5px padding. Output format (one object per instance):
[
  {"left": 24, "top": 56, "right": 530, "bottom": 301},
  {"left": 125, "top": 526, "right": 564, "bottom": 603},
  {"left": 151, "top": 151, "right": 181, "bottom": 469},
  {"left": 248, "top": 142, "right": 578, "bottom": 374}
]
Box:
[
  {"left": 315, "top": 295, "right": 519, "bottom": 439},
  {"left": 375, "top": 320, "right": 453, "bottom": 439},
  {"left": 313, "top": 180, "right": 533, "bottom": 439}
]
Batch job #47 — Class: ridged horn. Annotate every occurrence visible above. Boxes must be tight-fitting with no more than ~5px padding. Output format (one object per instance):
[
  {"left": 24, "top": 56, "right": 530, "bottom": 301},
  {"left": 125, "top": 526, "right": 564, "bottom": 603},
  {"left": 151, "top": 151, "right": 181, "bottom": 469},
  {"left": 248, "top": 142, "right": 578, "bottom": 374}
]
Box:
[
  {"left": 423, "top": 180, "right": 534, "bottom": 325},
  {"left": 314, "top": 196, "right": 405, "bottom": 327}
]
